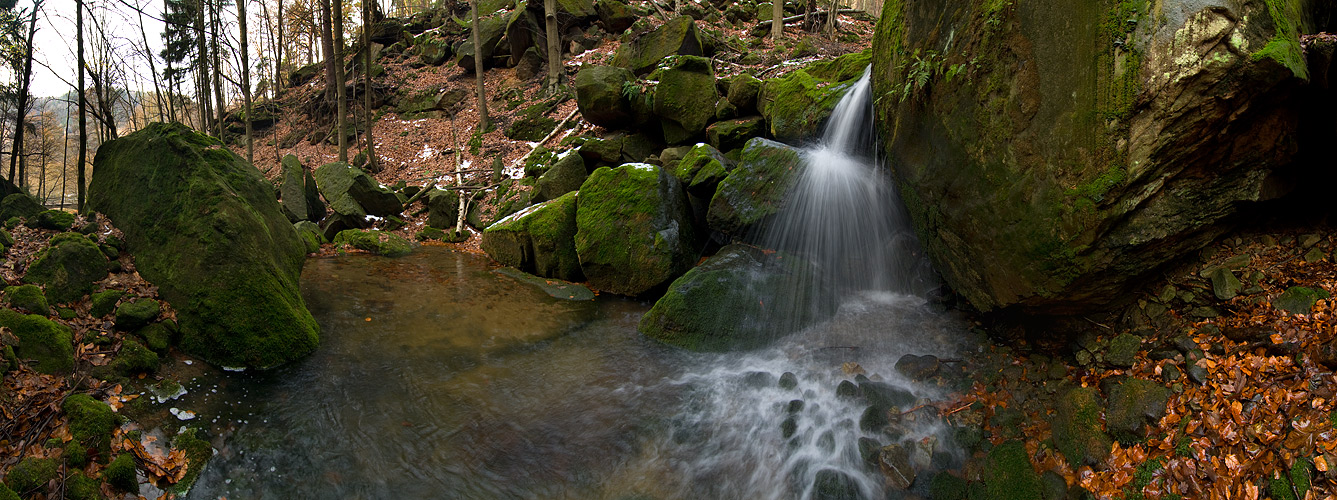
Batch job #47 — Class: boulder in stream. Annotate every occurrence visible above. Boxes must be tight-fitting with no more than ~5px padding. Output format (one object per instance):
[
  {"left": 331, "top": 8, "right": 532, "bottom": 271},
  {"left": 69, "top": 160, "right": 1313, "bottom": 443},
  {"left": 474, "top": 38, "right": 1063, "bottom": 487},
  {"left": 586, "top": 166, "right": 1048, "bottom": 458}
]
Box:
[
  {"left": 89, "top": 122, "right": 318, "bottom": 369},
  {"left": 482, "top": 191, "right": 583, "bottom": 282},
  {"left": 706, "top": 138, "right": 804, "bottom": 238},
  {"left": 575, "top": 163, "right": 696, "bottom": 296}
]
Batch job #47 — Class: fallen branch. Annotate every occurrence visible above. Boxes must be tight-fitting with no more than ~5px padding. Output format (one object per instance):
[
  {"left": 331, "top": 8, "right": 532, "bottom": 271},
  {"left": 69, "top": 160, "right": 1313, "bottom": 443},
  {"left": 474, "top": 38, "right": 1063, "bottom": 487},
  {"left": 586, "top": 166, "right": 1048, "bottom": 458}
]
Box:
[
  {"left": 401, "top": 181, "right": 437, "bottom": 206},
  {"left": 515, "top": 107, "right": 580, "bottom": 167}
]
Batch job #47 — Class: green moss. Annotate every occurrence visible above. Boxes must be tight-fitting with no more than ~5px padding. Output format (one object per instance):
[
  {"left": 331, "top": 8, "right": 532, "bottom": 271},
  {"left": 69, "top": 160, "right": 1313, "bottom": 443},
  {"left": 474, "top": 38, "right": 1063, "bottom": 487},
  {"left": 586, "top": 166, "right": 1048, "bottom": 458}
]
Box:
[
  {"left": 138, "top": 322, "right": 174, "bottom": 353},
  {"left": 171, "top": 428, "right": 214, "bottom": 493},
  {"left": 416, "top": 226, "right": 446, "bottom": 241},
  {"left": 4, "top": 284, "right": 49, "bottom": 315},
  {"left": 706, "top": 138, "right": 803, "bottom": 236},
  {"left": 929, "top": 471, "right": 969, "bottom": 500},
  {"left": 0, "top": 484, "right": 16, "bottom": 500},
  {"left": 63, "top": 440, "right": 89, "bottom": 468},
  {"left": 103, "top": 453, "right": 139, "bottom": 493},
  {"left": 481, "top": 192, "right": 584, "bottom": 281},
  {"left": 1270, "top": 458, "right": 1313, "bottom": 500},
  {"left": 112, "top": 339, "right": 159, "bottom": 376},
  {"left": 333, "top": 229, "right": 414, "bottom": 257},
  {"left": 63, "top": 471, "right": 99, "bottom": 500},
  {"left": 115, "top": 299, "right": 160, "bottom": 331},
  {"left": 89, "top": 289, "right": 124, "bottom": 318},
  {"left": 984, "top": 441, "right": 1042, "bottom": 500},
  {"left": 3, "top": 313, "right": 73, "bottom": 374},
  {"left": 64, "top": 393, "right": 118, "bottom": 458},
  {"left": 31, "top": 210, "right": 75, "bottom": 230},
  {"left": 806, "top": 49, "right": 872, "bottom": 82},
  {"left": 3, "top": 456, "right": 56, "bottom": 494},
  {"left": 1123, "top": 458, "right": 1164, "bottom": 499},
  {"left": 1251, "top": 0, "right": 1308, "bottom": 80},
  {"left": 1053, "top": 387, "right": 1111, "bottom": 468},
  {"left": 22, "top": 233, "right": 108, "bottom": 304},
  {"left": 574, "top": 164, "right": 696, "bottom": 296},
  {"left": 759, "top": 69, "right": 853, "bottom": 141}
]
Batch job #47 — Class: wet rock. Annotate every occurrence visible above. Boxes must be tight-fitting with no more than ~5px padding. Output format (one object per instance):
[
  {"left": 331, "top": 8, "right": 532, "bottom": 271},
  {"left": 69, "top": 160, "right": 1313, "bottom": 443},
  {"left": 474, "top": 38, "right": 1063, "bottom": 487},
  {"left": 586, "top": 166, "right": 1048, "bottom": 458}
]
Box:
[
  {"left": 672, "top": 143, "right": 733, "bottom": 199},
  {"left": 334, "top": 229, "right": 413, "bottom": 257},
  {"left": 706, "top": 116, "right": 766, "bottom": 153},
  {"left": 879, "top": 444, "right": 916, "bottom": 490},
  {"left": 786, "top": 399, "right": 804, "bottom": 413},
  {"left": 858, "top": 437, "right": 882, "bottom": 465},
  {"left": 481, "top": 192, "right": 583, "bottom": 282},
  {"left": 491, "top": 267, "right": 595, "bottom": 301},
  {"left": 23, "top": 233, "right": 108, "bottom": 304},
  {"left": 1052, "top": 387, "right": 1111, "bottom": 468},
  {"left": 1275, "top": 286, "right": 1331, "bottom": 315},
  {"left": 812, "top": 468, "right": 866, "bottom": 499},
  {"left": 294, "top": 220, "right": 324, "bottom": 253},
  {"left": 706, "top": 138, "right": 803, "bottom": 237},
  {"left": 836, "top": 380, "right": 859, "bottom": 399},
  {"left": 779, "top": 371, "right": 798, "bottom": 390},
  {"left": 1161, "top": 363, "right": 1181, "bottom": 382},
  {"left": 1186, "top": 362, "right": 1210, "bottom": 385},
  {"left": 576, "top": 163, "right": 696, "bottom": 296},
  {"left": 741, "top": 370, "right": 776, "bottom": 388},
  {"left": 859, "top": 380, "right": 917, "bottom": 411},
  {"left": 895, "top": 354, "right": 940, "bottom": 381},
  {"left": 1104, "top": 333, "right": 1141, "bottom": 368},
  {"left": 1209, "top": 267, "right": 1243, "bottom": 300},
  {"left": 1103, "top": 377, "right": 1170, "bottom": 444},
  {"left": 859, "top": 406, "right": 889, "bottom": 432},
  {"left": 781, "top": 416, "right": 798, "bottom": 438}
]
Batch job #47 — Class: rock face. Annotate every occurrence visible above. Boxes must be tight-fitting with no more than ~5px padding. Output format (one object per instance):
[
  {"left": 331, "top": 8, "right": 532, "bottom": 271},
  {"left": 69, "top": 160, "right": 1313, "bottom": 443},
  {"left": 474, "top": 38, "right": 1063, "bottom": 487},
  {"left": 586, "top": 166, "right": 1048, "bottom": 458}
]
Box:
[
  {"left": 872, "top": 0, "right": 1329, "bottom": 313},
  {"left": 639, "top": 244, "right": 826, "bottom": 351},
  {"left": 89, "top": 122, "right": 318, "bottom": 369},
  {"left": 481, "top": 191, "right": 583, "bottom": 282},
  {"left": 611, "top": 16, "right": 706, "bottom": 74},
  {"left": 23, "top": 233, "right": 108, "bottom": 304},
  {"left": 706, "top": 138, "right": 804, "bottom": 237},
  {"left": 575, "top": 163, "right": 696, "bottom": 296}
]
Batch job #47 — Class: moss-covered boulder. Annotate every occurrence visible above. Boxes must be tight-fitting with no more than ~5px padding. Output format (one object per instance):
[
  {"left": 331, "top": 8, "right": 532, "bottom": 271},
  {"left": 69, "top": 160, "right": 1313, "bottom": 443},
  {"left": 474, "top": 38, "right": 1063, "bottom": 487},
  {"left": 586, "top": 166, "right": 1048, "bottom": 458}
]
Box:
[
  {"left": 3, "top": 456, "right": 56, "bottom": 494},
  {"left": 333, "top": 229, "right": 413, "bottom": 257},
  {"left": 22, "top": 232, "right": 108, "bottom": 304},
  {"left": 278, "top": 155, "right": 325, "bottom": 222},
  {"left": 706, "top": 138, "right": 803, "bottom": 237},
  {"left": 294, "top": 220, "right": 324, "bottom": 253},
  {"left": 575, "top": 163, "right": 697, "bottom": 295},
  {"left": 596, "top": 0, "right": 635, "bottom": 32},
  {"left": 1275, "top": 286, "right": 1330, "bottom": 315},
  {"left": 88, "top": 122, "right": 318, "bottom": 369},
  {"left": 4, "top": 284, "right": 49, "bottom": 315},
  {"left": 454, "top": 11, "right": 509, "bottom": 71},
  {"left": 1104, "top": 377, "right": 1170, "bottom": 444},
  {"left": 425, "top": 188, "right": 460, "bottom": 229},
  {"left": 533, "top": 151, "right": 588, "bottom": 203},
  {"left": 640, "top": 244, "right": 829, "bottom": 351},
  {"left": 62, "top": 472, "right": 98, "bottom": 500},
  {"left": 314, "top": 162, "right": 403, "bottom": 218},
  {"left": 727, "top": 73, "right": 763, "bottom": 114},
  {"left": 758, "top": 69, "right": 857, "bottom": 143},
  {"left": 673, "top": 143, "right": 733, "bottom": 198},
  {"left": 1052, "top": 387, "right": 1111, "bottom": 468},
  {"left": 110, "top": 338, "right": 159, "bottom": 376},
  {"left": 172, "top": 428, "right": 215, "bottom": 493},
  {"left": 0, "top": 310, "right": 73, "bottom": 374},
  {"left": 103, "top": 454, "right": 139, "bottom": 493},
  {"left": 115, "top": 299, "right": 160, "bottom": 331},
  {"left": 89, "top": 289, "right": 124, "bottom": 318},
  {"left": 32, "top": 210, "right": 74, "bottom": 230},
  {"left": 871, "top": 0, "right": 1326, "bottom": 313},
  {"left": 139, "top": 322, "right": 174, "bottom": 353},
  {"left": 482, "top": 191, "right": 583, "bottom": 281},
  {"left": 0, "top": 193, "right": 43, "bottom": 222},
  {"left": 706, "top": 116, "right": 766, "bottom": 153},
  {"left": 983, "top": 441, "right": 1042, "bottom": 500},
  {"left": 574, "top": 65, "right": 637, "bottom": 128},
  {"left": 650, "top": 55, "right": 720, "bottom": 144},
  {"left": 63, "top": 394, "right": 118, "bottom": 458},
  {"left": 612, "top": 15, "right": 706, "bottom": 74}
]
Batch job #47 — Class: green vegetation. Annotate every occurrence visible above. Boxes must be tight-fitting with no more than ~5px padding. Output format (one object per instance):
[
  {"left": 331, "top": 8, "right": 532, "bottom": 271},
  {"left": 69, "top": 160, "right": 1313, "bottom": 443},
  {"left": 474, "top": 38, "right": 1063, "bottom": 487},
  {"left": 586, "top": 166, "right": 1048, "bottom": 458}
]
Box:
[{"left": 1251, "top": 0, "right": 1308, "bottom": 80}]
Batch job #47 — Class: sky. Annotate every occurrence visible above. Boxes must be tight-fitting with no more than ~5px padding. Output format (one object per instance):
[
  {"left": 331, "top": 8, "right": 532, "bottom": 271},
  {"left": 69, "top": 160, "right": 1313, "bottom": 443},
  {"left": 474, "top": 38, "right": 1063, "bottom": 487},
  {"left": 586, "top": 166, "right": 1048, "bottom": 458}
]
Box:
[{"left": 22, "top": 0, "right": 168, "bottom": 98}]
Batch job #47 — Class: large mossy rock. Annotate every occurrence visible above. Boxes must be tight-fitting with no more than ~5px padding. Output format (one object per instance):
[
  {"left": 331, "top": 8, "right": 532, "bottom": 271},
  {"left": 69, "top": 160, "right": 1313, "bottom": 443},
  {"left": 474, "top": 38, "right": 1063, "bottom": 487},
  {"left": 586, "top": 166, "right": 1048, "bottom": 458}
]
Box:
[
  {"left": 872, "top": 0, "right": 1328, "bottom": 313},
  {"left": 88, "top": 122, "right": 318, "bottom": 369},
  {"left": 279, "top": 155, "right": 325, "bottom": 222},
  {"left": 23, "top": 233, "right": 108, "bottom": 304},
  {"left": 650, "top": 55, "right": 720, "bottom": 144},
  {"left": 758, "top": 69, "right": 857, "bottom": 143},
  {"left": 533, "top": 151, "right": 588, "bottom": 203},
  {"left": 706, "top": 137, "right": 803, "bottom": 237},
  {"left": 425, "top": 188, "right": 460, "bottom": 229},
  {"left": 333, "top": 229, "right": 414, "bottom": 257},
  {"left": 1052, "top": 386, "right": 1112, "bottom": 468},
  {"left": 481, "top": 191, "right": 583, "bottom": 281},
  {"left": 597, "top": 0, "right": 635, "bottom": 32},
  {"left": 639, "top": 244, "right": 827, "bottom": 351},
  {"left": 673, "top": 143, "right": 733, "bottom": 198},
  {"left": 575, "top": 163, "right": 696, "bottom": 295},
  {"left": 0, "top": 308, "right": 73, "bottom": 374},
  {"left": 314, "top": 162, "right": 403, "bottom": 218},
  {"left": 575, "top": 65, "right": 637, "bottom": 128},
  {"left": 455, "top": 12, "right": 509, "bottom": 70},
  {"left": 611, "top": 15, "right": 705, "bottom": 74},
  {"left": 0, "top": 193, "right": 43, "bottom": 222}
]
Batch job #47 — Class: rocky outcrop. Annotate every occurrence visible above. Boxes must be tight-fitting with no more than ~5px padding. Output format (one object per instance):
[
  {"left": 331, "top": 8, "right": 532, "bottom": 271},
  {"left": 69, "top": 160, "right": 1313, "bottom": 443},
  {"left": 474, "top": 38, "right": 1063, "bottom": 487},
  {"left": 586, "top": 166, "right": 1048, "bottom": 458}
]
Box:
[
  {"left": 314, "top": 162, "right": 403, "bottom": 219},
  {"left": 533, "top": 151, "right": 588, "bottom": 203},
  {"left": 88, "top": 122, "right": 318, "bottom": 369},
  {"left": 279, "top": 155, "right": 325, "bottom": 222},
  {"left": 872, "top": 0, "right": 1331, "bottom": 313},
  {"left": 611, "top": 16, "right": 707, "bottom": 74},
  {"left": 575, "top": 163, "right": 696, "bottom": 295},
  {"left": 481, "top": 191, "right": 583, "bottom": 281}
]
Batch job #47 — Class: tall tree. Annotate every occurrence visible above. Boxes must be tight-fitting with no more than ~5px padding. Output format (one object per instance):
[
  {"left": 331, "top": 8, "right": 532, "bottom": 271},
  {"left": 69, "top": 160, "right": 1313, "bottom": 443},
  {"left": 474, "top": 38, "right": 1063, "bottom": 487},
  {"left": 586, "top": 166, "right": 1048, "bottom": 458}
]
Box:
[
  {"left": 9, "top": 0, "right": 40, "bottom": 187},
  {"left": 135, "top": 0, "right": 166, "bottom": 122},
  {"left": 471, "top": 0, "right": 488, "bottom": 131},
  {"left": 239, "top": 0, "right": 253, "bottom": 164},
  {"left": 210, "top": 0, "right": 225, "bottom": 136},
  {"left": 361, "top": 0, "right": 376, "bottom": 171},
  {"left": 544, "top": 0, "right": 558, "bottom": 93},
  {"left": 319, "top": 0, "right": 335, "bottom": 99},
  {"left": 332, "top": 0, "right": 347, "bottom": 161},
  {"left": 77, "top": 0, "right": 87, "bottom": 211},
  {"left": 771, "top": 0, "right": 782, "bottom": 42},
  {"left": 163, "top": 0, "right": 200, "bottom": 125},
  {"left": 195, "top": 0, "right": 211, "bottom": 130}
]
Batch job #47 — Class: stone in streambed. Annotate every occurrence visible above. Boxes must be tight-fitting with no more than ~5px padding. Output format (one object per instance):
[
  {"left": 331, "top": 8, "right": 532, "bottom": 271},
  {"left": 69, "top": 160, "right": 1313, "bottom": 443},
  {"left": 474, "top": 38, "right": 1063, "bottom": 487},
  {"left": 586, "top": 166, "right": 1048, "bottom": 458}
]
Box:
[
  {"left": 482, "top": 191, "right": 583, "bottom": 282},
  {"left": 576, "top": 163, "right": 696, "bottom": 296}
]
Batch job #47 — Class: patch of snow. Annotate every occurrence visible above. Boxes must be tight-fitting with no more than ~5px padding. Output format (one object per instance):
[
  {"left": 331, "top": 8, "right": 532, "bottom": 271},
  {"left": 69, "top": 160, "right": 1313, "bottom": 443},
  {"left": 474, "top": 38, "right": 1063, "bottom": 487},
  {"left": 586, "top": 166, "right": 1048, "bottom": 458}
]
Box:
[
  {"left": 221, "top": 366, "right": 245, "bottom": 372},
  {"left": 489, "top": 200, "right": 549, "bottom": 228},
  {"left": 365, "top": 215, "right": 385, "bottom": 223},
  {"left": 627, "top": 163, "right": 658, "bottom": 172},
  {"left": 418, "top": 144, "right": 437, "bottom": 160},
  {"left": 169, "top": 408, "right": 197, "bottom": 421},
  {"left": 153, "top": 385, "right": 188, "bottom": 404}
]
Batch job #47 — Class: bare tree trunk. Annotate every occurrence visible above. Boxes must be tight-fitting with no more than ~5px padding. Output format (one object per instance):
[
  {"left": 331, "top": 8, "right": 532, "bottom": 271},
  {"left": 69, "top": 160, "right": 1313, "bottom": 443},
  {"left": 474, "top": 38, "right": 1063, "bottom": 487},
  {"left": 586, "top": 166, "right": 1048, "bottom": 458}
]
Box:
[
  {"left": 320, "top": 0, "right": 336, "bottom": 109},
  {"left": 196, "top": 0, "right": 211, "bottom": 131},
  {"left": 77, "top": 0, "right": 88, "bottom": 211},
  {"left": 544, "top": 0, "right": 559, "bottom": 93},
  {"left": 137, "top": 2, "right": 166, "bottom": 122},
  {"left": 211, "top": 0, "right": 226, "bottom": 137},
  {"left": 362, "top": 0, "right": 377, "bottom": 172},
  {"left": 61, "top": 98, "right": 70, "bottom": 208},
  {"left": 471, "top": 0, "right": 489, "bottom": 131},
  {"left": 276, "top": 0, "right": 285, "bottom": 90},
  {"left": 826, "top": 0, "right": 837, "bottom": 33},
  {"left": 333, "top": 0, "right": 348, "bottom": 161},
  {"left": 771, "top": 0, "right": 783, "bottom": 42},
  {"left": 10, "top": 0, "right": 40, "bottom": 187},
  {"left": 240, "top": 0, "right": 254, "bottom": 164}
]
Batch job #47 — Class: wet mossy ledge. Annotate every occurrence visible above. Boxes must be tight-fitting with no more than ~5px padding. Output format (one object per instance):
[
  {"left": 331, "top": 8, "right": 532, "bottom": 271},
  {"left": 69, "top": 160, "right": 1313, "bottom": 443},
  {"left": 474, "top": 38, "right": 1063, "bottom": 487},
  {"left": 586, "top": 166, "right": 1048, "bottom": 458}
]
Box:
[{"left": 89, "top": 122, "right": 319, "bottom": 369}]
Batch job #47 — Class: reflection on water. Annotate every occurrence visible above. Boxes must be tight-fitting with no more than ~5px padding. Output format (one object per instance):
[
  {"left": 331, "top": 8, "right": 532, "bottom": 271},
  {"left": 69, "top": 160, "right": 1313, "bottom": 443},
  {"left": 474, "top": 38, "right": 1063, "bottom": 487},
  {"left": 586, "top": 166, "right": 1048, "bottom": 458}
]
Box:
[{"left": 185, "top": 247, "right": 968, "bottom": 500}]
